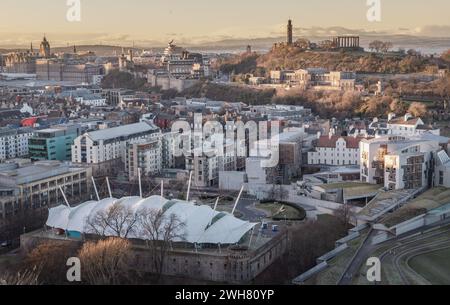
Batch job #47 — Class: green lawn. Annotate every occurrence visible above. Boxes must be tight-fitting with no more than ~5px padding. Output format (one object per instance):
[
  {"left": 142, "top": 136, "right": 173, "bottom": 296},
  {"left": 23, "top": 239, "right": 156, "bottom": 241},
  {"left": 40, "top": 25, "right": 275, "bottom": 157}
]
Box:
[
  {"left": 255, "top": 203, "right": 305, "bottom": 220},
  {"left": 381, "top": 187, "right": 450, "bottom": 227},
  {"left": 408, "top": 248, "right": 450, "bottom": 285}
]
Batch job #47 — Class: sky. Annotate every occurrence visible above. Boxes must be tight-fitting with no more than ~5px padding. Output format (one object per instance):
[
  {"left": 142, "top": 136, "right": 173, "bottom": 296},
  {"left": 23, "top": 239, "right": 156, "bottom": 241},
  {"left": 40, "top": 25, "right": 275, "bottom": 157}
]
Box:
[{"left": 0, "top": 0, "right": 450, "bottom": 47}]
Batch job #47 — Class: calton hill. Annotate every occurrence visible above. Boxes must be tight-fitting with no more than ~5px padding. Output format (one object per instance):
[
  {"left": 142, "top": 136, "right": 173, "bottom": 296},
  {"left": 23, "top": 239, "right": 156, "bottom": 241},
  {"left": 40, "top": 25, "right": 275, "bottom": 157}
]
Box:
[
  {"left": 102, "top": 45, "right": 450, "bottom": 127},
  {"left": 190, "top": 45, "right": 450, "bottom": 126}
]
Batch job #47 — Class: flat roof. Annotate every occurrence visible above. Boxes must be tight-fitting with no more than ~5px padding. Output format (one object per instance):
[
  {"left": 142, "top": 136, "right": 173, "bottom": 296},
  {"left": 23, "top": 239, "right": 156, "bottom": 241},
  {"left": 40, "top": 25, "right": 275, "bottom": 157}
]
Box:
[{"left": 0, "top": 162, "right": 86, "bottom": 185}]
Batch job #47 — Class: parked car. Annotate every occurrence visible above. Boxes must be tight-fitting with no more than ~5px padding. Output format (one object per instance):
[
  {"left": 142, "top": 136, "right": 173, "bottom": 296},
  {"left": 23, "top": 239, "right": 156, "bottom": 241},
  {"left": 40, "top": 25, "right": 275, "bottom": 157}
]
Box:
[{"left": 1, "top": 240, "right": 12, "bottom": 248}]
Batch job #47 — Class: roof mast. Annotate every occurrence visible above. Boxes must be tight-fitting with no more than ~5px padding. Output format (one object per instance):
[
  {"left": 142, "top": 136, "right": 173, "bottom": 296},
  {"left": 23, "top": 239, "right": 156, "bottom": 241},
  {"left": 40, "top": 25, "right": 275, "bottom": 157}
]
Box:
[
  {"left": 231, "top": 185, "right": 245, "bottom": 215},
  {"left": 91, "top": 177, "right": 100, "bottom": 201},
  {"left": 186, "top": 171, "right": 193, "bottom": 201}
]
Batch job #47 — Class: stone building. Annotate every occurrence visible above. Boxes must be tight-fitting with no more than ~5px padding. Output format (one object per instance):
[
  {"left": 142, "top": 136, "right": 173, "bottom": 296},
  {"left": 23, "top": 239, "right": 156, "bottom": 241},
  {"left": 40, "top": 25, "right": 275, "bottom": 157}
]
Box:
[
  {"left": 308, "top": 135, "right": 364, "bottom": 166},
  {"left": 270, "top": 68, "right": 356, "bottom": 91},
  {"left": 39, "top": 36, "right": 51, "bottom": 58},
  {"left": 2, "top": 36, "right": 52, "bottom": 73},
  {"left": 36, "top": 59, "right": 104, "bottom": 84},
  {"left": 3, "top": 51, "right": 37, "bottom": 73}
]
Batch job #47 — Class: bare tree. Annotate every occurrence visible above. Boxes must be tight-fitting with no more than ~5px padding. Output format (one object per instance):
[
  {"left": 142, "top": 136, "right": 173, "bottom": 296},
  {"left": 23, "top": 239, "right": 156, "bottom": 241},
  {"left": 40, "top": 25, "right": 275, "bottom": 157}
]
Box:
[
  {"left": 334, "top": 203, "right": 354, "bottom": 229},
  {"left": 369, "top": 40, "right": 384, "bottom": 53},
  {"left": 408, "top": 102, "right": 428, "bottom": 118},
  {"left": 137, "top": 208, "right": 186, "bottom": 280},
  {"left": 0, "top": 267, "right": 40, "bottom": 285},
  {"left": 85, "top": 202, "right": 139, "bottom": 238},
  {"left": 381, "top": 42, "right": 393, "bottom": 53},
  {"left": 78, "top": 238, "right": 132, "bottom": 285},
  {"left": 369, "top": 40, "right": 393, "bottom": 53},
  {"left": 23, "top": 241, "right": 79, "bottom": 284},
  {"left": 268, "top": 184, "right": 288, "bottom": 202}
]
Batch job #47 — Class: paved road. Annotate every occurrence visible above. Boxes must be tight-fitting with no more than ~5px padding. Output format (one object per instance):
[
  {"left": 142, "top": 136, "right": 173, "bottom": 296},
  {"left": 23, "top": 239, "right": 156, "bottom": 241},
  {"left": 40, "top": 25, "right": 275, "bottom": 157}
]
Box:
[{"left": 237, "top": 198, "right": 270, "bottom": 222}]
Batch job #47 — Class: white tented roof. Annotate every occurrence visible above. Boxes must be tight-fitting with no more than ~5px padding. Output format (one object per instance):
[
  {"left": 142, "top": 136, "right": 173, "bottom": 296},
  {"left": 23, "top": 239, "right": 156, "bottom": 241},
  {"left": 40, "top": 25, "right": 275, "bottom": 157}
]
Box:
[{"left": 46, "top": 196, "right": 256, "bottom": 245}]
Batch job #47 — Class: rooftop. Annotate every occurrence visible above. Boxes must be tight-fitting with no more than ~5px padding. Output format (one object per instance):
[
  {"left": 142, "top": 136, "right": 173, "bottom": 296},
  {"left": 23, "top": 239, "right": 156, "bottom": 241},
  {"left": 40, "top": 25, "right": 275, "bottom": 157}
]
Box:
[
  {"left": 86, "top": 122, "right": 159, "bottom": 141},
  {"left": 0, "top": 161, "right": 87, "bottom": 185},
  {"left": 46, "top": 195, "right": 257, "bottom": 245},
  {"left": 381, "top": 187, "right": 450, "bottom": 227},
  {"left": 316, "top": 135, "right": 365, "bottom": 149},
  {"left": 317, "top": 182, "right": 381, "bottom": 199},
  {"left": 388, "top": 116, "right": 421, "bottom": 126}
]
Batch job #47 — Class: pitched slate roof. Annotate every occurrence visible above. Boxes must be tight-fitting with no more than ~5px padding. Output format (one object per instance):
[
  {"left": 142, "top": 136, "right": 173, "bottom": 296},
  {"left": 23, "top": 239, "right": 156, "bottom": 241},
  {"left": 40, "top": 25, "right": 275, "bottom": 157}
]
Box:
[{"left": 316, "top": 136, "right": 365, "bottom": 149}]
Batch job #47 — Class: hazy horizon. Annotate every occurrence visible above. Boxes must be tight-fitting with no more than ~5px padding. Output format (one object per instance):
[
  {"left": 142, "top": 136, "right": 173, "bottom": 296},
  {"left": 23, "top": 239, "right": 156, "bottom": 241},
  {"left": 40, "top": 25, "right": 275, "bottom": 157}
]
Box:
[{"left": 1, "top": 0, "right": 450, "bottom": 54}]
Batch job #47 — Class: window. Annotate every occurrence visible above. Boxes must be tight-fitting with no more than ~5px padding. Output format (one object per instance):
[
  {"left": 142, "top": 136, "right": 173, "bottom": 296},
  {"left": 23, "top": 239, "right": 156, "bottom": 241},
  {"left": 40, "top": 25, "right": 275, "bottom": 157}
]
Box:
[{"left": 439, "top": 171, "right": 444, "bottom": 185}]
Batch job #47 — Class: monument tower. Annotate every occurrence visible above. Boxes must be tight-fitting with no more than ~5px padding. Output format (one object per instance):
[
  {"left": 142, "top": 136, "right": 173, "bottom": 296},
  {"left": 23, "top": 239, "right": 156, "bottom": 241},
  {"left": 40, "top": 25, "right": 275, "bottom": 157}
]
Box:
[{"left": 287, "top": 19, "right": 293, "bottom": 45}]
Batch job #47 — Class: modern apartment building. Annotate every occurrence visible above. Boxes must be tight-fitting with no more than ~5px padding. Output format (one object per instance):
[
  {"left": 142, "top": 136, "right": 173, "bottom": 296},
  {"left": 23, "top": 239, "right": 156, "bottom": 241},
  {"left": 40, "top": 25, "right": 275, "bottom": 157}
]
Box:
[
  {"left": 72, "top": 122, "right": 160, "bottom": 177},
  {"left": 360, "top": 135, "right": 450, "bottom": 190},
  {"left": 126, "top": 138, "right": 162, "bottom": 181},
  {"left": 0, "top": 127, "right": 33, "bottom": 161},
  {"left": 29, "top": 125, "right": 81, "bottom": 161},
  {"left": 185, "top": 140, "right": 237, "bottom": 187}
]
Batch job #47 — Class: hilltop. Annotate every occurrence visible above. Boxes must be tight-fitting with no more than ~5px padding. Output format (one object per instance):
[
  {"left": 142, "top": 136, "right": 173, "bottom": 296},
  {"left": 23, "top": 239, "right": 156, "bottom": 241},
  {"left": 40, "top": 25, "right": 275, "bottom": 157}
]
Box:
[{"left": 219, "top": 46, "right": 448, "bottom": 76}]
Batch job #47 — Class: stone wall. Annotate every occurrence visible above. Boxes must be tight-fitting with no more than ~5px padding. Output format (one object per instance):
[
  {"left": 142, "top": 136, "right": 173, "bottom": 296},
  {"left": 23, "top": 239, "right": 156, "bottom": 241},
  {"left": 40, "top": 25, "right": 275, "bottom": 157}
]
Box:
[{"left": 20, "top": 229, "right": 288, "bottom": 284}]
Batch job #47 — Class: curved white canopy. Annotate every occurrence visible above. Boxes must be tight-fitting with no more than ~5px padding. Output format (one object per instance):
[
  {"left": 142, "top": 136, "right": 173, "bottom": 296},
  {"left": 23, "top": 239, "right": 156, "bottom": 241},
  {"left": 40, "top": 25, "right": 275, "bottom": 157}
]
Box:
[{"left": 46, "top": 195, "right": 256, "bottom": 245}]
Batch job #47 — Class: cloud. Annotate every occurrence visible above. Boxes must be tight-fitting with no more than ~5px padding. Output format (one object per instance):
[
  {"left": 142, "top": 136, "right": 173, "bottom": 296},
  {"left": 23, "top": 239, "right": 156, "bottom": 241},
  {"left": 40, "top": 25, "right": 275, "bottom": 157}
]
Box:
[
  {"left": 1, "top": 23, "right": 450, "bottom": 50},
  {"left": 413, "top": 25, "right": 450, "bottom": 37}
]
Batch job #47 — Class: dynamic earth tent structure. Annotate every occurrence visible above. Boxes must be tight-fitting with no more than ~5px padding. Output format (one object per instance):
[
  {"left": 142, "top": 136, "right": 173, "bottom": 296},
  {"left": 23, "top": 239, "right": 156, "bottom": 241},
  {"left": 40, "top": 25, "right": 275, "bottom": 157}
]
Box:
[{"left": 46, "top": 178, "right": 256, "bottom": 245}]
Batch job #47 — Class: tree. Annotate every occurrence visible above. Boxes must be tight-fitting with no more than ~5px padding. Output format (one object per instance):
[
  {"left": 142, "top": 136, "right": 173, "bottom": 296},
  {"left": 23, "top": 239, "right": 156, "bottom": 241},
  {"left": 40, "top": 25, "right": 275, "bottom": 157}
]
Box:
[
  {"left": 85, "top": 202, "right": 139, "bottom": 238},
  {"left": 389, "top": 99, "right": 407, "bottom": 115},
  {"left": 23, "top": 241, "right": 79, "bottom": 284},
  {"left": 253, "top": 215, "right": 348, "bottom": 284},
  {"left": 334, "top": 204, "right": 354, "bottom": 230},
  {"left": 408, "top": 102, "right": 428, "bottom": 118},
  {"left": 78, "top": 238, "right": 132, "bottom": 285},
  {"left": 369, "top": 40, "right": 384, "bottom": 53},
  {"left": 295, "top": 38, "right": 311, "bottom": 49},
  {"left": 137, "top": 208, "right": 186, "bottom": 280},
  {"left": 369, "top": 41, "right": 393, "bottom": 53},
  {"left": 364, "top": 96, "right": 392, "bottom": 117},
  {"left": 0, "top": 268, "right": 40, "bottom": 285},
  {"left": 100, "top": 70, "right": 146, "bottom": 90},
  {"left": 381, "top": 42, "right": 393, "bottom": 53},
  {"left": 442, "top": 49, "right": 450, "bottom": 62}
]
